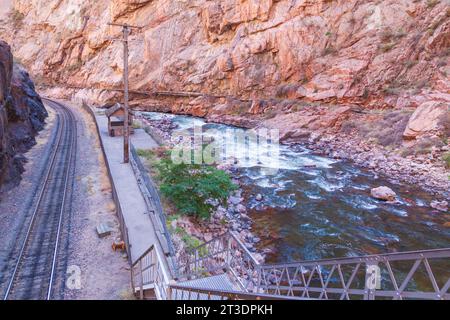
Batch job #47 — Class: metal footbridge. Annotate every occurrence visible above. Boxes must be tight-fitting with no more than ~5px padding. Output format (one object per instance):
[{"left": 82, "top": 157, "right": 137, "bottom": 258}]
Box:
[{"left": 131, "top": 232, "right": 450, "bottom": 300}]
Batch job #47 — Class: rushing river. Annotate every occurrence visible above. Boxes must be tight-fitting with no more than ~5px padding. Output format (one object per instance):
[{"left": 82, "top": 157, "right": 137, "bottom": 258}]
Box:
[{"left": 141, "top": 112, "right": 450, "bottom": 264}]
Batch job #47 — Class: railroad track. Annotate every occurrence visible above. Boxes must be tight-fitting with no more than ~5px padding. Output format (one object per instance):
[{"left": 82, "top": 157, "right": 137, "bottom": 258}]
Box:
[{"left": 1, "top": 99, "right": 77, "bottom": 300}]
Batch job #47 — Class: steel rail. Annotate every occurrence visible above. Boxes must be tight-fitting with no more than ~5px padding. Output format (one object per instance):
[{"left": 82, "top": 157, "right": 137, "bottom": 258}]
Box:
[
  {"left": 46, "top": 99, "right": 77, "bottom": 299},
  {"left": 3, "top": 101, "right": 65, "bottom": 300},
  {"left": 3, "top": 99, "right": 76, "bottom": 300}
]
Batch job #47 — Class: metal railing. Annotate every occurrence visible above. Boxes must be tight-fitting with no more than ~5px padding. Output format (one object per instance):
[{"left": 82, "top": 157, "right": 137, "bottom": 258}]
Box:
[
  {"left": 131, "top": 231, "right": 450, "bottom": 300},
  {"left": 131, "top": 245, "right": 172, "bottom": 300},
  {"left": 177, "top": 232, "right": 260, "bottom": 291},
  {"left": 130, "top": 144, "right": 176, "bottom": 262},
  {"left": 131, "top": 243, "right": 279, "bottom": 301},
  {"left": 257, "top": 248, "right": 450, "bottom": 300},
  {"left": 176, "top": 232, "right": 450, "bottom": 300}
]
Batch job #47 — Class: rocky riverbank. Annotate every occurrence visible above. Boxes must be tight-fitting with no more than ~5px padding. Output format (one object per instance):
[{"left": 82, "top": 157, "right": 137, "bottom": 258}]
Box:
[
  {"left": 302, "top": 132, "right": 450, "bottom": 200},
  {"left": 135, "top": 113, "right": 266, "bottom": 263}
]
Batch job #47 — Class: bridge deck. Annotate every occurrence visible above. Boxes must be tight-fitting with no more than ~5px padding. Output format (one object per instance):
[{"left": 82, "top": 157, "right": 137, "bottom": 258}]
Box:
[{"left": 173, "top": 274, "right": 239, "bottom": 300}]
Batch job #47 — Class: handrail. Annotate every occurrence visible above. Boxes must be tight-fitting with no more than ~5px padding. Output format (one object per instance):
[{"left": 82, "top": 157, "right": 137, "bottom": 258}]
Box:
[
  {"left": 131, "top": 244, "right": 173, "bottom": 300},
  {"left": 132, "top": 233, "right": 450, "bottom": 300},
  {"left": 130, "top": 144, "right": 176, "bottom": 258},
  {"left": 228, "top": 232, "right": 261, "bottom": 266},
  {"left": 260, "top": 247, "right": 450, "bottom": 269},
  {"left": 132, "top": 245, "right": 155, "bottom": 268},
  {"left": 184, "top": 231, "right": 260, "bottom": 266},
  {"left": 176, "top": 231, "right": 450, "bottom": 300},
  {"left": 257, "top": 248, "right": 450, "bottom": 300},
  {"left": 177, "top": 231, "right": 262, "bottom": 293}
]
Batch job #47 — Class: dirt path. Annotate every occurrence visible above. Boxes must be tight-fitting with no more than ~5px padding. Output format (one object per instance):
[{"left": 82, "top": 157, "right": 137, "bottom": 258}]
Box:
[{"left": 61, "top": 100, "right": 132, "bottom": 300}]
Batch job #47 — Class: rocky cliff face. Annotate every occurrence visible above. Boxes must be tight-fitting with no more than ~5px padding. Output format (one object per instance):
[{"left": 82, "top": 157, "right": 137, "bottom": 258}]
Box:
[
  {"left": 1, "top": 0, "right": 448, "bottom": 105},
  {"left": 0, "top": 1, "right": 448, "bottom": 166},
  {"left": 0, "top": 40, "right": 47, "bottom": 189}
]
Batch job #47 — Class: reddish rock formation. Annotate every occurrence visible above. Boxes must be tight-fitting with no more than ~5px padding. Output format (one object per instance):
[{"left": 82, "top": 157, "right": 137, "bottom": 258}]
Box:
[
  {"left": 0, "top": 1, "right": 448, "bottom": 185},
  {"left": 0, "top": 40, "right": 47, "bottom": 189},
  {"left": 403, "top": 101, "right": 449, "bottom": 139},
  {"left": 1, "top": 1, "right": 447, "bottom": 108}
]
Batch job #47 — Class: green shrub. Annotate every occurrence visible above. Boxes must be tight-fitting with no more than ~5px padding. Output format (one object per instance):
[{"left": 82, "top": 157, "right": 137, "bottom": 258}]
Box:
[
  {"left": 10, "top": 9, "right": 24, "bottom": 29},
  {"left": 443, "top": 152, "right": 450, "bottom": 169},
  {"left": 427, "top": 0, "right": 440, "bottom": 9},
  {"left": 379, "top": 43, "right": 396, "bottom": 53},
  {"left": 404, "top": 60, "right": 419, "bottom": 69},
  {"left": 65, "top": 60, "right": 83, "bottom": 73},
  {"left": 136, "top": 148, "right": 154, "bottom": 161},
  {"left": 155, "top": 152, "right": 238, "bottom": 219},
  {"left": 323, "top": 46, "right": 338, "bottom": 56}
]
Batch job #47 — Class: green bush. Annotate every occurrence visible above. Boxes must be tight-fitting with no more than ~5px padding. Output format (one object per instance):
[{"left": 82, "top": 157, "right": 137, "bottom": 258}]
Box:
[
  {"left": 427, "top": 0, "right": 440, "bottom": 9},
  {"left": 155, "top": 152, "right": 238, "bottom": 219},
  {"left": 10, "top": 9, "right": 24, "bottom": 29},
  {"left": 443, "top": 152, "right": 450, "bottom": 169},
  {"left": 136, "top": 148, "right": 154, "bottom": 161}
]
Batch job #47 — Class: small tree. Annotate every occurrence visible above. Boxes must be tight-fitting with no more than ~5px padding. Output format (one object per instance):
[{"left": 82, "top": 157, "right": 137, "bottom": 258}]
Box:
[
  {"left": 155, "top": 153, "right": 237, "bottom": 219},
  {"left": 9, "top": 9, "right": 25, "bottom": 30}
]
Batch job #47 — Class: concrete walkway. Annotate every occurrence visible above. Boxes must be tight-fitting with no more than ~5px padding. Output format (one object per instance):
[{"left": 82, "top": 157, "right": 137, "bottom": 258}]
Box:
[{"left": 94, "top": 111, "right": 158, "bottom": 262}]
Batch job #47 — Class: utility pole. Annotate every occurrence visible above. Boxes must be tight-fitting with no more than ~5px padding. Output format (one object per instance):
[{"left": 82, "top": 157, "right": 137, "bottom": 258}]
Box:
[{"left": 107, "top": 22, "right": 142, "bottom": 163}]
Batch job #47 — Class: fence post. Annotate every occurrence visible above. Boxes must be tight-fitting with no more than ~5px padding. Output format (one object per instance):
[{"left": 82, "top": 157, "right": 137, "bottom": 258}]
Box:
[
  {"left": 195, "top": 250, "right": 199, "bottom": 274},
  {"left": 256, "top": 265, "right": 262, "bottom": 294},
  {"left": 166, "top": 281, "right": 175, "bottom": 300},
  {"left": 226, "top": 235, "right": 232, "bottom": 270},
  {"left": 139, "top": 259, "right": 144, "bottom": 300},
  {"left": 130, "top": 265, "right": 135, "bottom": 294}
]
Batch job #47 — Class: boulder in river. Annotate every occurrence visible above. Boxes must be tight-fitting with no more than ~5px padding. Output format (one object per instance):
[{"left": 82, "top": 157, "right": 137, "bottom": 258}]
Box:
[
  {"left": 430, "top": 200, "right": 448, "bottom": 212},
  {"left": 370, "top": 186, "right": 397, "bottom": 202}
]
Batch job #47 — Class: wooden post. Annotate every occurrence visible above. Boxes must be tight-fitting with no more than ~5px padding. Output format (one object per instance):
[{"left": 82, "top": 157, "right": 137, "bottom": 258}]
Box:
[
  {"left": 123, "top": 24, "right": 130, "bottom": 163},
  {"left": 130, "top": 265, "right": 135, "bottom": 293},
  {"left": 107, "top": 22, "right": 142, "bottom": 163}
]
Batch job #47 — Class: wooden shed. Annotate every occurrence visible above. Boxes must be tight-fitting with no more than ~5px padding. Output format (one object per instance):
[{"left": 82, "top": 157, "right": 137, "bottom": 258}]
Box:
[{"left": 105, "top": 103, "right": 134, "bottom": 137}]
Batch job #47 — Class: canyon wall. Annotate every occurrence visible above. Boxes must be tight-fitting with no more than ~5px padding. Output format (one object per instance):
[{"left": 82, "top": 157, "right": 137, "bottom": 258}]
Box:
[
  {"left": 0, "top": 0, "right": 448, "bottom": 145},
  {"left": 0, "top": 40, "right": 47, "bottom": 189}
]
